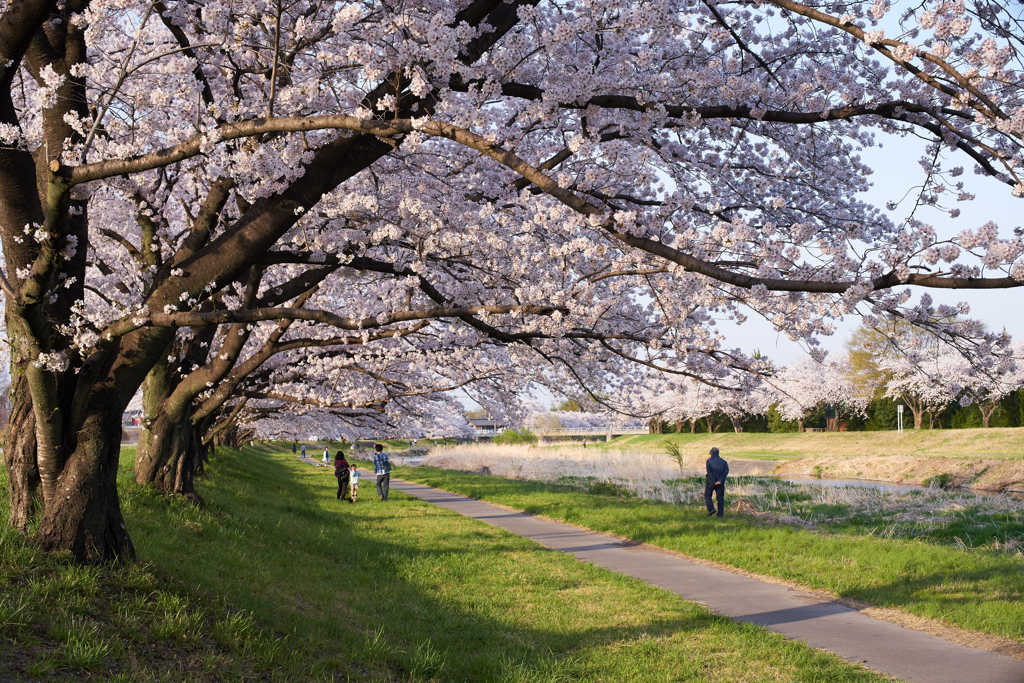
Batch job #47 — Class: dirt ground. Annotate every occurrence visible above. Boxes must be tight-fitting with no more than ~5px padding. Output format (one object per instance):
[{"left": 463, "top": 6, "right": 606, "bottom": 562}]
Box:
[{"left": 772, "top": 454, "right": 1024, "bottom": 492}]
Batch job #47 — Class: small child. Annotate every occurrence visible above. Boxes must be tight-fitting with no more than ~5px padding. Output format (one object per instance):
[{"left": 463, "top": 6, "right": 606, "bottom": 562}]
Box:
[{"left": 348, "top": 465, "right": 359, "bottom": 503}]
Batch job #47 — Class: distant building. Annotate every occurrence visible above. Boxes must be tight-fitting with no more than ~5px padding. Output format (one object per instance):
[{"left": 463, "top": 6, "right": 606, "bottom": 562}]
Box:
[{"left": 466, "top": 417, "right": 505, "bottom": 438}]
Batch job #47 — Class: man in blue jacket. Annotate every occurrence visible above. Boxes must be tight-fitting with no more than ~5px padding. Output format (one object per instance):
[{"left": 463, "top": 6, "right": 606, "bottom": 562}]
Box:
[{"left": 705, "top": 447, "right": 729, "bottom": 517}]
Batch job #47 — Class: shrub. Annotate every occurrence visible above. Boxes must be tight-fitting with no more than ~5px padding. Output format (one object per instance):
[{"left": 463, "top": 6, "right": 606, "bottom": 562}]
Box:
[{"left": 493, "top": 428, "right": 538, "bottom": 445}]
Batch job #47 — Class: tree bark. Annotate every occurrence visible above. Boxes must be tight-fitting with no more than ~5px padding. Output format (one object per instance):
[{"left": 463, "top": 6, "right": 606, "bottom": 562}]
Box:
[
  {"left": 2, "top": 372, "right": 38, "bottom": 531},
  {"left": 980, "top": 402, "right": 997, "bottom": 428},
  {"left": 36, "top": 406, "right": 134, "bottom": 561},
  {"left": 136, "top": 411, "right": 203, "bottom": 501},
  {"left": 908, "top": 402, "right": 924, "bottom": 429},
  {"left": 135, "top": 357, "right": 203, "bottom": 502}
]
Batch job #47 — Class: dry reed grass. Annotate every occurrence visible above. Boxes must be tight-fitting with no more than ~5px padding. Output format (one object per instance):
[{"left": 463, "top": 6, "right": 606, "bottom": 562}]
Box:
[{"left": 423, "top": 444, "right": 1024, "bottom": 553}]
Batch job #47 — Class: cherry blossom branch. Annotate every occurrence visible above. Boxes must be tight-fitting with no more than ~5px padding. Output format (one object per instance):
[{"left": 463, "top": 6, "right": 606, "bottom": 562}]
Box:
[
  {"left": 63, "top": 112, "right": 1023, "bottom": 298},
  {"left": 99, "top": 301, "right": 566, "bottom": 341},
  {"left": 765, "top": 0, "right": 1008, "bottom": 122}
]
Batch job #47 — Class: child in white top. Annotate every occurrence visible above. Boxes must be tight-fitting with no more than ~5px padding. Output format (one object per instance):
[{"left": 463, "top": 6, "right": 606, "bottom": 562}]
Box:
[{"left": 349, "top": 466, "right": 359, "bottom": 502}]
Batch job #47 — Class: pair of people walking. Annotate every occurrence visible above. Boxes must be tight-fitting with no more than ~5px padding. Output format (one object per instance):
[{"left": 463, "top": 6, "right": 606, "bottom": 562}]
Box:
[
  {"left": 332, "top": 444, "right": 390, "bottom": 502},
  {"left": 334, "top": 451, "right": 360, "bottom": 502}
]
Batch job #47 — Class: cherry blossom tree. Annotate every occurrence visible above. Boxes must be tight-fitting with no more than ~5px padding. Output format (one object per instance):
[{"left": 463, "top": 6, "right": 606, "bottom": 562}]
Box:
[
  {"left": 2, "top": 0, "right": 1024, "bottom": 561},
  {"left": 879, "top": 341, "right": 1023, "bottom": 428},
  {"left": 955, "top": 345, "right": 1024, "bottom": 428},
  {"left": 768, "top": 358, "right": 867, "bottom": 431}
]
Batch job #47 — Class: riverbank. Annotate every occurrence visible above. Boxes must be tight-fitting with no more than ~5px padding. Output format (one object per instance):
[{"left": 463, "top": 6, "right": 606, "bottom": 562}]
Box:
[
  {"left": 422, "top": 444, "right": 1024, "bottom": 551},
  {"left": 400, "top": 464, "right": 1024, "bottom": 645},
  {"left": 774, "top": 453, "right": 1024, "bottom": 492},
  {"left": 594, "top": 429, "right": 1024, "bottom": 492},
  {"left": 604, "top": 428, "right": 1024, "bottom": 459}
]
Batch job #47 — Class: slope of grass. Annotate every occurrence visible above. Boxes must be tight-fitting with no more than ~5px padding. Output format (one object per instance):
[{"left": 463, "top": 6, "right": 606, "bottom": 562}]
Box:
[
  {"left": 398, "top": 465, "right": 1024, "bottom": 641},
  {"left": 602, "top": 428, "right": 1024, "bottom": 460},
  {"left": 1, "top": 445, "right": 887, "bottom": 680}
]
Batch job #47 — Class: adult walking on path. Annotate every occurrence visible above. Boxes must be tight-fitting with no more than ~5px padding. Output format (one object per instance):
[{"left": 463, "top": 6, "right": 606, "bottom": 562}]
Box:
[
  {"left": 705, "top": 447, "right": 729, "bottom": 517},
  {"left": 373, "top": 444, "right": 391, "bottom": 501},
  {"left": 334, "top": 451, "right": 351, "bottom": 501}
]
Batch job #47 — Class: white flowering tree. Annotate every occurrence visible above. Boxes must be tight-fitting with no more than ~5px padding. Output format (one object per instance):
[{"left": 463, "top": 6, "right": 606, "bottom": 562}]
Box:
[
  {"left": 880, "top": 341, "right": 1023, "bottom": 428},
  {"left": 878, "top": 347, "right": 962, "bottom": 428},
  {"left": 2, "top": 0, "right": 1024, "bottom": 561},
  {"left": 768, "top": 358, "right": 867, "bottom": 431},
  {"left": 955, "top": 345, "right": 1024, "bottom": 427}
]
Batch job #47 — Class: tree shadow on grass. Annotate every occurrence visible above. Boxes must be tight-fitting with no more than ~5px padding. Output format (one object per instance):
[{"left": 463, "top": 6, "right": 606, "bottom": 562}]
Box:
[
  {"left": 123, "top": 446, "right": 871, "bottom": 680},
  {"left": 837, "top": 563, "right": 1023, "bottom": 631}
]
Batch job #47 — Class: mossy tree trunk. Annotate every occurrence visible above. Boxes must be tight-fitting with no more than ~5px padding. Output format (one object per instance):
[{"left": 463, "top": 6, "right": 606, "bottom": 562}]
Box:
[{"left": 2, "top": 371, "right": 38, "bottom": 531}]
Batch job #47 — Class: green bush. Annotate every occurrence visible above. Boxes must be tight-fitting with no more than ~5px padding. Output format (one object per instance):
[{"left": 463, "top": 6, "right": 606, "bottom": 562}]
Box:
[
  {"left": 765, "top": 406, "right": 798, "bottom": 433},
  {"left": 493, "top": 428, "right": 538, "bottom": 445}
]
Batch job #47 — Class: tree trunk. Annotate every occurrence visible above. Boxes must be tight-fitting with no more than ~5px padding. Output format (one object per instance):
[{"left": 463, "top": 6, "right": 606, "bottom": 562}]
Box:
[
  {"left": 135, "top": 358, "right": 202, "bottom": 502},
  {"left": 910, "top": 406, "right": 923, "bottom": 429},
  {"left": 797, "top": 418, "right": 804, "bottom": 432},
  {"left": 689, "top": 419, "right": 696, "bottom": 433},
  {"left": 36, "top": 408, "right": 134, "bottom": 562},
  {"left": 980, "top": 402, "right": 997, "bottom": 428},
  {"left": 136, "top": 411, "right": 203, "bottom": 502},
  {"left": 731, "top": 416, "right": 742, "bottom": 433},
  {"left": 2, "top": 372, "right": 38, "bottom": 531}
]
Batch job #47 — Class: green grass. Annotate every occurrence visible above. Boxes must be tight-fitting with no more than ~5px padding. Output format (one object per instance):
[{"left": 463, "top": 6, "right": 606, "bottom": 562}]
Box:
[
  {"left": 658, "top": 476, "right": 1024, "bottom": 552},
  {"left": 0, "top": 445, "right": 888, "bottom": 680},
  {"left": 397, "top": 466, "right": 1024, "bottom": 641},
  {"left": 600, "top": 428, "right": 1024, "bottom": 460}
]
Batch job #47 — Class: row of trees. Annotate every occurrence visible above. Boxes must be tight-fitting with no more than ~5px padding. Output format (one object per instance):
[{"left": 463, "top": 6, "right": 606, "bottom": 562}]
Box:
[
  {"left": 1, "top": 0, "right": 1022, "bottom": 561},
  {"left": 640, "top": 332, "right": 1024, "bottom": 433}
]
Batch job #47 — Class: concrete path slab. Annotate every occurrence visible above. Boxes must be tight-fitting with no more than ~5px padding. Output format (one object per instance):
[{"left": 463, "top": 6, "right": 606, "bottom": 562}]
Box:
[{"left": 391, "top": 479, "right": 1024, "bottom": 683}]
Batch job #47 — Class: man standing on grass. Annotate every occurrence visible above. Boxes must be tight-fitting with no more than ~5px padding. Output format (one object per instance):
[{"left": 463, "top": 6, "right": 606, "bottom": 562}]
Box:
[
  {"left": 373, "top": 443, "right": 391, "bottom": 501},
  {"left": 705, "top": 447, "right": 729, "bottom": 517}
]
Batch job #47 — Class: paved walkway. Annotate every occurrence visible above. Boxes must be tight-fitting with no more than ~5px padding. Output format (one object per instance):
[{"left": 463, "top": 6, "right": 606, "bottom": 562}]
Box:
[{"left": 390, "top": 478, "right": 1024, "bottom": 683}]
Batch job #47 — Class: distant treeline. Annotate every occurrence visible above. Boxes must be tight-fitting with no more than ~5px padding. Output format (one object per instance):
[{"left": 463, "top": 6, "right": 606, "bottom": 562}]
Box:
[{"left": 653, "top": 389, "right": 1024, "bottom": 433}]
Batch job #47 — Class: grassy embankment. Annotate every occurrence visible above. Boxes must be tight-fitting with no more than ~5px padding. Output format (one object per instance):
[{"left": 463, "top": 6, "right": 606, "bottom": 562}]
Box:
[
  {"left": 588, "top": 429, "right": 1024, "bottom": 490},
  {"left": 599, "top": 428, "right": 1024, "bottom": 460},
  {"left": 1, "top": 445, "right": 885, "bottom": 680},
  {"left": 398, "top": 465, "right": 1024, "bottom": 642}
]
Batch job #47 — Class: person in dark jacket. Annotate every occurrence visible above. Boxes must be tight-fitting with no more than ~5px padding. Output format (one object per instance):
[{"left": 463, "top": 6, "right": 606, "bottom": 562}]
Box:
[
  {"left": 705, "top": 447, "right": 729, "bottom": 517},
  {"left": 334, "top": 451, "right": 351, "bottom": 501}
]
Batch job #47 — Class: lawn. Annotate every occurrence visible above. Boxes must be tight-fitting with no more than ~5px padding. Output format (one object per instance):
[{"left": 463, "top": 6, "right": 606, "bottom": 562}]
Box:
[
  {"left": 397, "top": 465, "right": 1024, "bottom": 642},
  {"left": 601, "top": 428, "right": 1024, "bottom": 460},
  {"left": 0, "top": 445, "right": 885, "bottom": 680}
]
